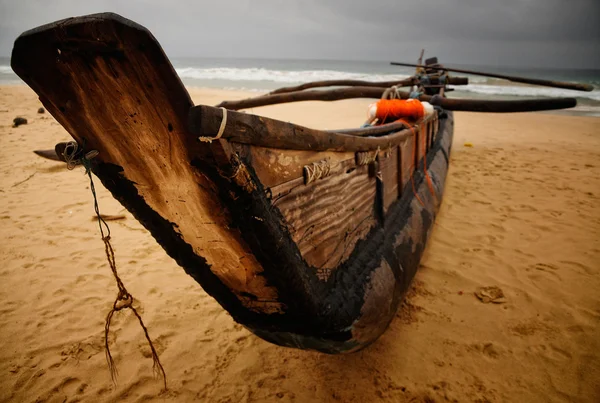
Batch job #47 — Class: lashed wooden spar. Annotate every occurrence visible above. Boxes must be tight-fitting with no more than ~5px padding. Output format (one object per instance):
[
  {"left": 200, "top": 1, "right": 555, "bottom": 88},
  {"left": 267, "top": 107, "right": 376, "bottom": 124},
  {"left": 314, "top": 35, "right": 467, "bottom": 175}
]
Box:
[
  {"left": 390, "top": 61, "right": 594, "bottom": 92},
  {"left": 267, "top": 76, "right": 469, "bottom": 95},
  {"left": 216, "top": 87, "right": 576, "bottom": 112}
]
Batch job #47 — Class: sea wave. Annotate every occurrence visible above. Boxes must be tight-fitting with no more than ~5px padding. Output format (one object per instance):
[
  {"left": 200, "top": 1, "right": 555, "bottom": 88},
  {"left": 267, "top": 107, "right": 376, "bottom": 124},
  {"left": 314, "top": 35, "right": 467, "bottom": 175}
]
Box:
[
  {"left": 173, "top": 67, "right": 600, "bottom": 100},
  {"left": 2, "top": 63, "right": 599, "bottom": 103},
  {"left": 458, "top": 84, "right": 600, "bottom": 102},
  {"left": 174, "top": 67, "right": 410, "bottom": 83}
]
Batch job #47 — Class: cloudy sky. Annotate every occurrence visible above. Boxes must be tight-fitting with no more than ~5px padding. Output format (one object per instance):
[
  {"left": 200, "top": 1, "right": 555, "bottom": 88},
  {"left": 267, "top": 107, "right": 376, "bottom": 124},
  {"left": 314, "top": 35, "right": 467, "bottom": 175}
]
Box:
[{"left": 1, "top": 0, "right": 599, "bottom": 68}]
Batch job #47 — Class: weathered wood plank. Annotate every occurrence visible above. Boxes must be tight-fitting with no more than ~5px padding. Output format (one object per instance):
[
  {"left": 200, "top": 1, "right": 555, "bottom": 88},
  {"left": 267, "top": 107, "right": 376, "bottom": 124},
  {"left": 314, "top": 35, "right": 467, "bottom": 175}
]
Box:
[
  {"left": 378, "top": 147, "right": 399, "bottom": 214},
  {"left": 400, "top": 136, "right": 415, "bottom": 191},
  {"left": 427, "top": 121, "right": 433, "bottom": 151},
  {"left": 422, "top": 122, "right": 428, "bottom": 150},
  {"left": 433, "top": 114, "right": 440, "bottom": 144},
  {"left": 417, "top": 124, "right": 427, "bottom": 162},
  {"left": 271, "top": 161, "right": 376, "bottom": 278},
  {"left": 246, "top": 146, "right": 354, "bottom": 189}
]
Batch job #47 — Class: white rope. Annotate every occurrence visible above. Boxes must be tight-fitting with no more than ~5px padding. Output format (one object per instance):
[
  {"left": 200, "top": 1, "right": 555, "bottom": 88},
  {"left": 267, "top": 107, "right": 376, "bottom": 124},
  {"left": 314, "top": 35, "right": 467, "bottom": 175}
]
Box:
[
  {"left": 356, "top": 147, "right": 380, "bottom": 165},
  {"left": 381, "top": 85, "right": 402, "bottom": 100},
  {"left": 389, "top": 85, "right": 402, "bottom": 100},
  {"left": 303, "top": 160, "right": 331, "bottom": 185},
  {"left": 62, "top": 141, "right": 99, "bottom": 170},
  {"left": 199, "top": 107, "right": 228, "bottom": 143},
  {"left": 63, "top": 141, "right": 80, "bottom": 170}
]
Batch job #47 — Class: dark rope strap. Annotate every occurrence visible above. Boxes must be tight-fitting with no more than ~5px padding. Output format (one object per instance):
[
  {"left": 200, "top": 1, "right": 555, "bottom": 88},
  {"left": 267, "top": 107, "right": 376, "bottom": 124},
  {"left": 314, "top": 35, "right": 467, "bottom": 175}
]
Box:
[{"left": 64, "top": 141, "right": 167, "bottom": 390}]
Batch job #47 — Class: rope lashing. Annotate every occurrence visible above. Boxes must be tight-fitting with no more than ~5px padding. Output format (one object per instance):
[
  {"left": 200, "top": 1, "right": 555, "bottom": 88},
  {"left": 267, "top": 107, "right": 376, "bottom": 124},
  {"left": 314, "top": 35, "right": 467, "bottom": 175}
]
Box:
[
  {"left": 381, "top": 85, "right": 402, "bottom": 100},
  {"left": 62, "top": 141, "right": 167, "bottom": 390},
  {"left": 355, "top": 147, "right": 380, "bottom": 166},
  {"left": 418, "top": 75, "right": 431, "bottom": 86},
  {"left": 62, "top": 141, "right": 98, "bottom": 170},
  {"left": 199, "top": 107, "right": 228, "bottom": 143},
  {"left": 303, "top": 159, "right": 332, "bottom": 185}
]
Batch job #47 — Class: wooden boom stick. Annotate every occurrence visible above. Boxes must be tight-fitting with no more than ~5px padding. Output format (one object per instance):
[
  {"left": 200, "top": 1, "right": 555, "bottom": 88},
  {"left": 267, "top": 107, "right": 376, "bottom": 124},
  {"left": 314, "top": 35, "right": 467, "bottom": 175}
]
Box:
[
  {"left": 390, "top": 61, "right": 594, "bottom": 92},
  {"left": 217, "top": 87, "right": 577, "bottom": 113}
]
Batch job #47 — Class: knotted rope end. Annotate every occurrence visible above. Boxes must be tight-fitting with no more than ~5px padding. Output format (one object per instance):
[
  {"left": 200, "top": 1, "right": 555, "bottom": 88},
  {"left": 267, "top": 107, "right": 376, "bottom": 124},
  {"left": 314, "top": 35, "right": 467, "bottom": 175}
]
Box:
[{"left": 199, "top": 107, "right": 228, "bottom": 143}]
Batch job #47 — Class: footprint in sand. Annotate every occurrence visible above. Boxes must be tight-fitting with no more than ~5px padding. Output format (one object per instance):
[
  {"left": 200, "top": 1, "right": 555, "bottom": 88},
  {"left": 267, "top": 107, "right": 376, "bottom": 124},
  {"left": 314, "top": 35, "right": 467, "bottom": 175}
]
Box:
[
  {"left": 482, "top": 343, "right": 501, "bottom": 358},
  {"left": 527, "top": 343, "right": 572, "bottom": 362},
  {"left": 469, "top": 342, "right": 503, "bottom": 359},
  {"left": 60, "top": 338, "right": 104, "bottom": 362},
  {"left": 13, "top": 367, "right": 45, "bottom": 391},
  {"left": 531, "top": 263, "right": 558, "bottom": 272},
  {"left": 559, "top": 260, "right": 595, "bottom": 276},
  {"left": 548, "top": 344, "right": 573, "bottom": 361},
  {"left": 510, "top": 318, "right": 554, "bottom": 337},
  {"left": 527, "top": 263, "right": 561, "bottom": 280},
  {"left": 34, "top": 377, "right": 88, "bottom": 402},
  {"left": 138, "top": 334, "right": 169, "bottom": 358}
]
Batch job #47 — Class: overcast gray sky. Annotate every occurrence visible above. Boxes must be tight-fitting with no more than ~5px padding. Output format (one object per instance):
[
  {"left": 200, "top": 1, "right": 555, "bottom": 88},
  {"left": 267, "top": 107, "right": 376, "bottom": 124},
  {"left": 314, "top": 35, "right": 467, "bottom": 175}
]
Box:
[{"left": 1, "top": 0, "right": 599, "bottom": 68}]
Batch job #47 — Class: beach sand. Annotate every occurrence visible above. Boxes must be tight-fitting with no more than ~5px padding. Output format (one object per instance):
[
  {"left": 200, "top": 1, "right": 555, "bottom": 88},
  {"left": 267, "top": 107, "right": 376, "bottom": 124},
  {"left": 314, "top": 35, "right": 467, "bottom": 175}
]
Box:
[{"left": 1, "top": 85, "right": 599, "bottom": 402}]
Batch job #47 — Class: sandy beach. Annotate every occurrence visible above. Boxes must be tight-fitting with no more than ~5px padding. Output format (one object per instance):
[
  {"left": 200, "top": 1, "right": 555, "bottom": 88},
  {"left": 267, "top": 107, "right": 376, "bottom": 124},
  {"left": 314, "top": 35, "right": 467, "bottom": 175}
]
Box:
[{"left": 1, "top": 84, "right": 599, "bottom": 402}]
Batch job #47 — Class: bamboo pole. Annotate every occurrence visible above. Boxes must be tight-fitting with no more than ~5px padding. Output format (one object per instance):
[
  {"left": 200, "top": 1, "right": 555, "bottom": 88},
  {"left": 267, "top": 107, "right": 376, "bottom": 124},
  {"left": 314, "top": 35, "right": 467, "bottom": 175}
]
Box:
[
  {"left": 268, "top": 79, "right": 413, "bottom": 95},
  {"left": 428, "top": 95, "right": 576, "bottom": 112},
  {"left": 217, "top": 87, "right": 389, "bottom": 110},
  {"left": 216, "top": 87, "right": 577, "bottom": 113},
  {"left": 390, "top": 61, "right": 594, "bottom": 92},
  {"left": 267, "top": 77, "right": 469, "bottom": 95},
  {"left": 417, "top": 49, "right": 425, "bottom": 65}
]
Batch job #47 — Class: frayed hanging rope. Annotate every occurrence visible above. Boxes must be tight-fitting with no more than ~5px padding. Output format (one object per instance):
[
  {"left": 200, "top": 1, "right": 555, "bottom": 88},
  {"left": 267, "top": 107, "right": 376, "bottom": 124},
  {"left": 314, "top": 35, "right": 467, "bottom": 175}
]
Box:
[{"left": 63, "top": 141, "right": 167, "bottom": 390}]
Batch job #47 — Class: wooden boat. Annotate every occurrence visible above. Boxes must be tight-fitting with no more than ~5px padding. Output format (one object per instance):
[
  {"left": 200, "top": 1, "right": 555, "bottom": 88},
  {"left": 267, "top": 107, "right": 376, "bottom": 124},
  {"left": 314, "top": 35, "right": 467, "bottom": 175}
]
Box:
[{"left": 11, "top": 13, "right": 584, "bottom": 353}]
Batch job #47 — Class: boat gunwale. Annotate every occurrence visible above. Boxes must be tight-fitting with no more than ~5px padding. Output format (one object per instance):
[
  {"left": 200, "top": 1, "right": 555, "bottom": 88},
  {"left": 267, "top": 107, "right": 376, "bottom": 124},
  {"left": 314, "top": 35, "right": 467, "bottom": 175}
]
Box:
[{"left": 190, "top": 104, "right": 438, "bottom": 153}]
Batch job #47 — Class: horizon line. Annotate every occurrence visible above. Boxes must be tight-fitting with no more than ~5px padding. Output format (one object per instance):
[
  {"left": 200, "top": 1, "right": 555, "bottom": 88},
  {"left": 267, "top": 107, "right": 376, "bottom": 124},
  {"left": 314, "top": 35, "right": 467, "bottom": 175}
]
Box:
[{"left": 0, "top": 54, "right": 599, "bottom": 71}]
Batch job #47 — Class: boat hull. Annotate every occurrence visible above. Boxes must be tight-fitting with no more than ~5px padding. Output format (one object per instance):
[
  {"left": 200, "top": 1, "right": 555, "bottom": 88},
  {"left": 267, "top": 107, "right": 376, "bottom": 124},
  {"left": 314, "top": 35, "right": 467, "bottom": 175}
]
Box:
[
  {"left": 11, "top": 12, "right": 454, "bottom": 353},
  {"left": 223, "top": 112, "right": 454, "bottom": 353}
]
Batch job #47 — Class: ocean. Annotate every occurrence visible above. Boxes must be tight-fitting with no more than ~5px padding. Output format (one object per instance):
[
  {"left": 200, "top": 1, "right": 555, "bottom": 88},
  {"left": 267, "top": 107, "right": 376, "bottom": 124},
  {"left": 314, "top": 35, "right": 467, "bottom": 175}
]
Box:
[{"left": 2, "top": 56, "right": 599, "bottom": 116}]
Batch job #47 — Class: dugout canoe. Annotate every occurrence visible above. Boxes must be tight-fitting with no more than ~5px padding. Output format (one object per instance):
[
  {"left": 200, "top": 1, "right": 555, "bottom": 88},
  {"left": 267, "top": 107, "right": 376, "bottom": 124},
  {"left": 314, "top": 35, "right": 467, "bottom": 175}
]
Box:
[{"left": 11, "top": 12, "right": 535, "bottom": 353}]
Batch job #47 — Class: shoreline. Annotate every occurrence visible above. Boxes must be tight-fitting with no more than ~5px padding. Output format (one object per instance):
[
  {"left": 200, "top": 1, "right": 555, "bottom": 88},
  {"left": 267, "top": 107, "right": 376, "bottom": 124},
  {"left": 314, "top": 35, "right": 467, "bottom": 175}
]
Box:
[
  {"left": 1, "top": 84, "right": 599, "bottom": 402},
  {"left": 3, "top": 83, "right": 598, "bottom": 119}
]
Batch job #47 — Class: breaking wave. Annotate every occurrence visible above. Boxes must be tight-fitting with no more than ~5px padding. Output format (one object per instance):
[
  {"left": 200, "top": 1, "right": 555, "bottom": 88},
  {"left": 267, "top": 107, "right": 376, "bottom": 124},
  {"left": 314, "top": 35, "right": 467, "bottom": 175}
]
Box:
[
  {"left": 2, "top": 62, "right": 599, "bottom": 109},
  {"left": 174, "top": 67, "right": 410, "bottom": 84},
  {"left": 459, "top": 84, "right": 600, "bottom": 102}
]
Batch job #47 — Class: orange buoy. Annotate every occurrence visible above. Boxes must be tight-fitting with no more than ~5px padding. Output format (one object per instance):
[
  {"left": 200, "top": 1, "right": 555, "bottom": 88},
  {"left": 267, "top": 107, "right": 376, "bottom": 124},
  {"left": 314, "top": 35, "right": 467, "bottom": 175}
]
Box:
[{"left": 368, "top": 99, "right": 434, "bottom": 124}]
